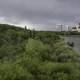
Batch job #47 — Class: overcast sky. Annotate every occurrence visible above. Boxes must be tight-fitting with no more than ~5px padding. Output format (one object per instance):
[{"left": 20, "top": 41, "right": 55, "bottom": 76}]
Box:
[{"left": 0, "top": 0, "right": 80, "bottom": 30}]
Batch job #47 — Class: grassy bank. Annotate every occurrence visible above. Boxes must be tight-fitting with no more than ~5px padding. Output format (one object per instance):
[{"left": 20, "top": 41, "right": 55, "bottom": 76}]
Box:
[{"left": 0, "top": 24, "right": 80, "bottom": 80}]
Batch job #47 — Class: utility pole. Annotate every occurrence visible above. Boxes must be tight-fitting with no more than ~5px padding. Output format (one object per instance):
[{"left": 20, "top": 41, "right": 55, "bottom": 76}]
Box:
[
  {"left": 60, "top": 24, "right": 63, "bottom": 32},
  {"left": 25, "top": 25, "right": 27, "bottom": 30}
]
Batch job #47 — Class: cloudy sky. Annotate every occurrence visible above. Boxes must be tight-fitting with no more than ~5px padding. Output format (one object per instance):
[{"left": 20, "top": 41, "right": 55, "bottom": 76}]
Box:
[{"left": 0, "top": 0, "right": 80, "bottom": 30}]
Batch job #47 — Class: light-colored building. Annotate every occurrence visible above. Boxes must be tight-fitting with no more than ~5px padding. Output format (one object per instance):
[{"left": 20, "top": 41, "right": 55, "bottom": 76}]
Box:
[
  {"left": 72, "top": 27, "right": 77, "bottom": 32},
  {"left": 77, "top": 26, "right": 80, "bottom": 32},
  {"left": 72, "top": 23, "right": 80, "bottom": 32}
]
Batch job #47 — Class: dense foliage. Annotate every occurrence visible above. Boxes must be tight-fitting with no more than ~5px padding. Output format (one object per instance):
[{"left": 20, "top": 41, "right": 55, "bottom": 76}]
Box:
[
  {"left": 55, "top": 31, "right": 80, "bottom": 35},
  {"left": 0, "top": 24, "right": 80, "bottom": 80}
]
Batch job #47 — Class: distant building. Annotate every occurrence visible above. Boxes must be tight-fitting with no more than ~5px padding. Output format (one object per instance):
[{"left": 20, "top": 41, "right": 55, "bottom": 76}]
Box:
[
  {"left": 72, "top": 27, "right": 77, "bottom": 32},
  {"left": 72, "top": 26, "right": 80, "bottom": 32},
  {"left": 72, "top": 23, "right": 80, "bottom": 32},
  {"left": 77, "top": 26, "right": 80, "bottom": 32}
]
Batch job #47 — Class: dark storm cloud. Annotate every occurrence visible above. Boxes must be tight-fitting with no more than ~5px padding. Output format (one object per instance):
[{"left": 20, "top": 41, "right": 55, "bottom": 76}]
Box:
[{"left": 0, "top": 0, "right": 80, "bottom": 29}]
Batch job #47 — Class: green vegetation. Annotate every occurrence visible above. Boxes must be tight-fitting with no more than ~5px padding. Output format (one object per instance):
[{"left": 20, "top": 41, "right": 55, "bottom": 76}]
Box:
[
  {"left": 0, "top": 24, "right": 80, "bottom": 80},
  {"left": 55, "top": 31, "right": 80, "bottom": 35}
]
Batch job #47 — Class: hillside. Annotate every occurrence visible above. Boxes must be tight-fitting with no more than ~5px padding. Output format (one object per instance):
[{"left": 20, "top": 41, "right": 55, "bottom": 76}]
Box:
[{"left": 0, "top": 24, "right": 80, "bottom": 80}]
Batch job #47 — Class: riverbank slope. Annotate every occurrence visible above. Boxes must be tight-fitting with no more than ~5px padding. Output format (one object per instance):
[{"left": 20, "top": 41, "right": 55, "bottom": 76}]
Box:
[{"left": 0, "top": 24, "right": 80, "bottom": 80}]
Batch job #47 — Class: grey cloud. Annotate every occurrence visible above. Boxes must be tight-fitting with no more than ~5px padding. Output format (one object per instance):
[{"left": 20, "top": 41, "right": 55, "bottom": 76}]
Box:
[{"left": 0, "top": 0, "right": 80, "bottom": 30}]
